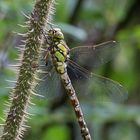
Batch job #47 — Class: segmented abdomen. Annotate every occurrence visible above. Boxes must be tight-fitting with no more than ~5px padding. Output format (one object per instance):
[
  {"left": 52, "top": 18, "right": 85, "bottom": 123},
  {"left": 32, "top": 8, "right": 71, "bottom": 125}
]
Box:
[{"left": 60, "top": 72, "right": 92, "bottom": 140}]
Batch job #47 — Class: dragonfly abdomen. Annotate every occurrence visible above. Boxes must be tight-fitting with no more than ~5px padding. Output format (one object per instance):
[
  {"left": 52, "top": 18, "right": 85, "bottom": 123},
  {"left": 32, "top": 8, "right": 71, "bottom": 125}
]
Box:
[{"left": 60, "top": 73, "right": 91, "bottom": 140}]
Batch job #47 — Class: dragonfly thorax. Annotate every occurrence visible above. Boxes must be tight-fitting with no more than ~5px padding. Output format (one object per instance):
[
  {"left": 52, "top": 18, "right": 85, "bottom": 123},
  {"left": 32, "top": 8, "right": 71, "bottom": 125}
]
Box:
[{"left": 47, "top": 28, "right": 70, "bottom": 74}]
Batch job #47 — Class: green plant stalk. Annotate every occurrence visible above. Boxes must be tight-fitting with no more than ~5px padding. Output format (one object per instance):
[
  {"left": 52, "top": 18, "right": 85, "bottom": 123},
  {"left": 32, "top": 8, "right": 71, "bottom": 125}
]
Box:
[{"left": 1, "top": 0, "right": 55, "bottom": 140}]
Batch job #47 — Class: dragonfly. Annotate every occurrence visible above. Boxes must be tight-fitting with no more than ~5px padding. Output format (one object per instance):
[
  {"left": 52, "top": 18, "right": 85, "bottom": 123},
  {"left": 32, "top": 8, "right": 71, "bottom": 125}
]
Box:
[{"left": 36, "top": 28, "right": 127, "bottom": 140}]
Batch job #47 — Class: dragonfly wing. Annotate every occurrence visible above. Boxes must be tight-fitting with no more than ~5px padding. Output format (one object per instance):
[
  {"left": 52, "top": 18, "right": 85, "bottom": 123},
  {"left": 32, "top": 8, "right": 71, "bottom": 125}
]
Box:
[
  {"left": 35, "top": 68, "right": 63, "bottom": 100},
  {"left": 75, "top": 74, "right": 128, "bottom": 103},
  {"left": 67, "top": 61, "right": 128, "bottom": 103},
  {"left": 70, "top": 41, "right": 119, "bottom": 69},
  {"left": 35, "top": 54, "right": 63, "bottom": 100}
]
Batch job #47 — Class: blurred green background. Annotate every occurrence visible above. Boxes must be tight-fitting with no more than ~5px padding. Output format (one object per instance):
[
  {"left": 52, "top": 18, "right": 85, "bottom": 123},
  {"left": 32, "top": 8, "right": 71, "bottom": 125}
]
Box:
[{"left": 0, "top": 0, "right": 140, "bottom": 140}]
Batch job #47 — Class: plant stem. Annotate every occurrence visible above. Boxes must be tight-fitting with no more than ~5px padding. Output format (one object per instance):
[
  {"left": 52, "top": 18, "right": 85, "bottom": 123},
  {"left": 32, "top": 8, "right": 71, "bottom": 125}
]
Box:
[{"left": 1, "top": 0, "right": 55, "bottom": 140}]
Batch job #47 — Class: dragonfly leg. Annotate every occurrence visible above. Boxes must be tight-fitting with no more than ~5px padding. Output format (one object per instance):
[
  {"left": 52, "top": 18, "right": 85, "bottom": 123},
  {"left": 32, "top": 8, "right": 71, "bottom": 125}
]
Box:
[{"left": 45, "top": 51, "right": 49, "bottom": 66}]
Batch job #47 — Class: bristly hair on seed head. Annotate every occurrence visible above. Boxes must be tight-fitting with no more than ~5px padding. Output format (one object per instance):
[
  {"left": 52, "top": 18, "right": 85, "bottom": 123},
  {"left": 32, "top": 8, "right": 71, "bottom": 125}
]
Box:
[{"left": 47, "top": 28, "right": 64, "bottom": 40}]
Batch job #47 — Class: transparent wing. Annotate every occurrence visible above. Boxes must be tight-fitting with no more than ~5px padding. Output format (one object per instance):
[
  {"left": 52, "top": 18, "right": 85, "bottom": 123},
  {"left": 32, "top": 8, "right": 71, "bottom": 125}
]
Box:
[
  {"left": 67, "top": 61, "right": 128, "bottom": 103},
  {"left": 35, "top": 70, "right": 63, "bottom": 100},
  {"left": 35, "top": 54, "right": 63, "bottom": 100},
  {"left": 70, "top": 41, "right": 119, "bottom": 69}
]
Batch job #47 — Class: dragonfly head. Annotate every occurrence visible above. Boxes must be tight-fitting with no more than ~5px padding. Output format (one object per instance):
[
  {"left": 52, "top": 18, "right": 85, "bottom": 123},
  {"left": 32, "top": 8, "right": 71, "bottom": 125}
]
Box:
[{"left": 47, "top": 28, "right": 64, "bottom": 40}]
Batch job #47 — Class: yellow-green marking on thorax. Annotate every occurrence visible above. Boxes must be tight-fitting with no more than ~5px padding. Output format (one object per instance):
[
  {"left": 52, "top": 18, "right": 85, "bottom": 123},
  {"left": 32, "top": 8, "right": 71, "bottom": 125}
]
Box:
[
  {"left": 54, "top": 51, "right": 65, "bottom": 62},
  {"left": 54, "top": 43, "right": 68, "bottom": 62}
]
